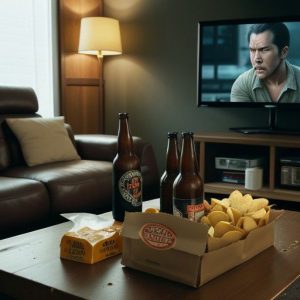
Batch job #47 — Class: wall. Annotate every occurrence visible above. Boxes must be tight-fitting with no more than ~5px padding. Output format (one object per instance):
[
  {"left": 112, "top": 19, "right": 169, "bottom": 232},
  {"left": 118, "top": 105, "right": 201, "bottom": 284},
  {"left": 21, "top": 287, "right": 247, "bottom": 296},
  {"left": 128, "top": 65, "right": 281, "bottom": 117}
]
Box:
[{"left": 103, "top": 0, "right": 300, "bottom": 173}]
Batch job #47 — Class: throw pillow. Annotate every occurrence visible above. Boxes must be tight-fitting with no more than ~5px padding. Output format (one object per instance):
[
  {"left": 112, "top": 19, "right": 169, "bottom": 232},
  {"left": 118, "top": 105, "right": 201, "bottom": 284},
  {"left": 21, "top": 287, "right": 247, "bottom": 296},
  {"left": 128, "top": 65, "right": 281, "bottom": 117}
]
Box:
[{"left": 6, "top": 117, "right": 81, "bottom": 167}]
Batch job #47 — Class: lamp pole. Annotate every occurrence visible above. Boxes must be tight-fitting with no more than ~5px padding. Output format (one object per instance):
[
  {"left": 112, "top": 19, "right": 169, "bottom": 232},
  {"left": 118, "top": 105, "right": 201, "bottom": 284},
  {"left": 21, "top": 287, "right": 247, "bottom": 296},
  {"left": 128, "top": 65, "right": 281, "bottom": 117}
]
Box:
[{"left": 97, "top": 51, "right": 105, "bottom": 133}]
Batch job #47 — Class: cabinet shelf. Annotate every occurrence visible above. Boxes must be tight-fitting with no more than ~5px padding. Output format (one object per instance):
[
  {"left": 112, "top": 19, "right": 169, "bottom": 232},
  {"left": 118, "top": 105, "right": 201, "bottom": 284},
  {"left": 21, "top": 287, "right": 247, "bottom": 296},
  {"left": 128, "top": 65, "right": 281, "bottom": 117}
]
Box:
[
  {"left": 204, "top": 182, "right": 300, "bottom": 202},
  {"left": 194, "top": 132, "right": 300, "bottom": 204}
]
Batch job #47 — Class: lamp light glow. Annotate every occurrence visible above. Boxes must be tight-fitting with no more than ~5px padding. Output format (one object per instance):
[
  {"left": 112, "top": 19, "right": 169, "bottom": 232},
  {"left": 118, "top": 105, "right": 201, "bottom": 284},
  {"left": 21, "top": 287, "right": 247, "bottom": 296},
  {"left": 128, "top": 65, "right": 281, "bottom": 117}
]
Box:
[{"left": 78, "top": 17, "right": 122, "bottom": 59}]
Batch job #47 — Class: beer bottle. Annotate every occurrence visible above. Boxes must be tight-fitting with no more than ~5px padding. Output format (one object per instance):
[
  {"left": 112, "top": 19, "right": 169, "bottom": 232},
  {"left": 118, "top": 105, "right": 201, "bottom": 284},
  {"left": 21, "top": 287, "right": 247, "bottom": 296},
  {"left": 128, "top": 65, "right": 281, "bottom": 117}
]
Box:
[
  {"left": 173, "top": 132, "right": 204, "bottom": 222},
  {"left": 112, "top": 113, "right": 142, "bottom": 221},
  {"left": 160, "top": 132, "right": 179, "bottom": 214}
]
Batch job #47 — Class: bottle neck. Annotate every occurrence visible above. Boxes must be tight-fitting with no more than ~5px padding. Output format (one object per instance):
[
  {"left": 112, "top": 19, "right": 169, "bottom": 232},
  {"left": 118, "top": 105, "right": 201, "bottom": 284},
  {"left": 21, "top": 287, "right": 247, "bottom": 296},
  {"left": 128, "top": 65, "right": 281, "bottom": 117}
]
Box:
[
  {"left": 179, "top": 133, "right": 197, "bottom": 175},
  {"left": 166, "top": 136, "right": 179, "bottom": 174},
  {"left": 117, "top": 116, "right": 134, "bottom": 155}
]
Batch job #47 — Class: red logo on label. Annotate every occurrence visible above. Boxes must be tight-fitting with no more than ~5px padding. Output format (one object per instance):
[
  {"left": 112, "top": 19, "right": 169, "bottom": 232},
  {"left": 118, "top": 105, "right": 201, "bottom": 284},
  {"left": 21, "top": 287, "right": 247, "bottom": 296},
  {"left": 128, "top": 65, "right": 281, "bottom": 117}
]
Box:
[
  {"left": 186, "top": 203, "right": 205, "bottom": 222},
  {"left": 139, "top": 223, "right": 176, "bottom": 250},
  {"left": 187, "top": 203, "right": 205, "bottom": 213}
]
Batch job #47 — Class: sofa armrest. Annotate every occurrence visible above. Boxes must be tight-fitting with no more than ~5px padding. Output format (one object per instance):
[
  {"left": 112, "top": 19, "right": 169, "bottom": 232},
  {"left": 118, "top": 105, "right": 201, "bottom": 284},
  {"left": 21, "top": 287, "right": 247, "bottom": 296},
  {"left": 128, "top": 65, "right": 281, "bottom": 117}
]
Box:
[
  {"left": 74, "top": 134, "right": 119, "bottom": 161},
  {"left": 74, "top": 134, "right": 146, "bottom": 161},
  {"left": 74, "top": 134, "right": 160, "bottom": 200}
]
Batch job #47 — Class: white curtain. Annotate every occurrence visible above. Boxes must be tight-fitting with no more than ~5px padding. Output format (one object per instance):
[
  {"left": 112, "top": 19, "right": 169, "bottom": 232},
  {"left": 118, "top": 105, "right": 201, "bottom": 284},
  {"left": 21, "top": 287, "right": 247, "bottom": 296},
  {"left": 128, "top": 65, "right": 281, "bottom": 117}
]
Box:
[{"left": 0, "top": 0, "right": 55, "bottom": 117}]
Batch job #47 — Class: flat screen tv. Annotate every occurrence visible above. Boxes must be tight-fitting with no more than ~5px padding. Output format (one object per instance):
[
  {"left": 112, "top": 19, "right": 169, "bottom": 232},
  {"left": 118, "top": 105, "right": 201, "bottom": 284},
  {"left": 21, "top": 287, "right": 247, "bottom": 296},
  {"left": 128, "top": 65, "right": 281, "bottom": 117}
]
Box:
[{"left": 197, "top": 16, "right": 300, "bottom": 134}]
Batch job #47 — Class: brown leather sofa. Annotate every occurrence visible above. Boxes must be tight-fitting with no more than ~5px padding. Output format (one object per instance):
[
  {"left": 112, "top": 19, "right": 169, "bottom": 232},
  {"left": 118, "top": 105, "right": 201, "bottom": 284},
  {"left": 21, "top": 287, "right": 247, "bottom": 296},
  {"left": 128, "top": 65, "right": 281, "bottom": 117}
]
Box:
[{"left": 0, "top": 86, "right": 159, "bottom": 238}]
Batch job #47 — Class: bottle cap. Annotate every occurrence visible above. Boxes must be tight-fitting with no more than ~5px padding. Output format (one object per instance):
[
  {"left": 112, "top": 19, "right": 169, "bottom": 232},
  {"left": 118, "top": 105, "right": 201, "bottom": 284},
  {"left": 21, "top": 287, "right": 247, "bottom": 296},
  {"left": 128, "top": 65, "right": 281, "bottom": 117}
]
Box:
[
  {"left": 118, "top": 112, "right": 128, "bottom": 118},
  {"left": 181, "top": 132, "right": 194, "bottom": 137},
  {"left": 167, "top": 132, "right": 178, "bottom": 138}
]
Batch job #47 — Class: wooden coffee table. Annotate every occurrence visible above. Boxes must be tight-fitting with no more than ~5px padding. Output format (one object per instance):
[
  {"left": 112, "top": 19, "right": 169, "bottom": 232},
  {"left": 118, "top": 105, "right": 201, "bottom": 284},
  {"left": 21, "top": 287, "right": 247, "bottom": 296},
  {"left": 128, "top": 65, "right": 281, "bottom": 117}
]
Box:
[{"left": 0, "top": 199, "right": 299, "bottom": 300}]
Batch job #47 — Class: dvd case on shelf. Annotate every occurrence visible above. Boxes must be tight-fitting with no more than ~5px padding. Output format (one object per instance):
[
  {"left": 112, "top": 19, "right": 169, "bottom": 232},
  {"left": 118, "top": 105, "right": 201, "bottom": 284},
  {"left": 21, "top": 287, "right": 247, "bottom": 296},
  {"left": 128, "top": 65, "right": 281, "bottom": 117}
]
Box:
[{"left": 221, "top": 170, "right": 245, "bottom": 184}]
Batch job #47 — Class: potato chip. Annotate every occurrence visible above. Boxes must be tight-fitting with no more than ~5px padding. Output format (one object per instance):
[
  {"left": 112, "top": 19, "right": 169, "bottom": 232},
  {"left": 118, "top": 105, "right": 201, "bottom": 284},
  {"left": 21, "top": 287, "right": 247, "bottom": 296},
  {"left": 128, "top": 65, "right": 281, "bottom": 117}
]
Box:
[
  {"left": 200, "top": 215, "right": 211, "bottom": 226},
  {"left": 222, "top": 230, "right": 244, "bottom": 243},
  {"left": 257, "top": 217, "right": 265, "bottom": 227},
  {"left": 228, "top": 190, "right": 243, "bottom": 203},
  {"left": 236, "top": 216, "right": 243, "bottom": 228},
  {"left": 211, "top": 204, "right": 225, "bottom": 212},
  {"left": 230, "top": 197, "right": 249, "bottom": 215},
  {"left": 214, "top": 221, "right": 239, "bottom": 238},
  {"left": 246, "top": 208, "right": 266, "bottom": 220},
  {"left": 208, "top": 226, "right": 214, "bottom": 238},
  {"left": 248, "top": 198, "right": 269, "bottom": 213},
  {"left": 221, "top": 198, "right": 231, "bottom": 207},
  {"left": 226, "top": 207, "right": 235, "bottom": 224},
  {"left": 238, "top": 216, "right": 257, "bottom": 233},
  {"left": 265, "top": 206, "right": 271, "bottom": 224},
  {"left": 144, "top": 208, "right": 160, "bottom": 213},
  {"left": 207, "top": 211, "right": 230, "bottom": 227},
  {"left": 227, "top": 207, "right": 242, "bottom": 225},
  {"left": 229, "top": 189, "right": 243, "bottom": 199},
  {"left": 258, "top": 207, "right": 271, "bottom": 227},
  {"left": 243, "top": 193, "right": 254, "bottom": 206},
  {"left": 212, "top": 197, "right": 230, "bottom": 208},
  {"left": 207, "top": 230, "right": 244, "bottom": 251},
  {"left": 228, "top": 190, "right": 250, "bottom": 214}
]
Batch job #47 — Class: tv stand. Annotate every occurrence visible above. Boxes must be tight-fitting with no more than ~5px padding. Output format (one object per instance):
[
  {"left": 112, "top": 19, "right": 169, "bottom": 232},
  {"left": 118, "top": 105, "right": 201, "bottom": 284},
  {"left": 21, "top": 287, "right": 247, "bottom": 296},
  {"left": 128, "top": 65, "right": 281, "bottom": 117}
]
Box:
[
  {"left": 230, "top": 105, "right": 300, "bottom": 136},
  {"left": 230, "top": 127, "right": 300, "bottom": 135},
  {"left": 193, "top": 131, "right": 300, "bottom": 204}
]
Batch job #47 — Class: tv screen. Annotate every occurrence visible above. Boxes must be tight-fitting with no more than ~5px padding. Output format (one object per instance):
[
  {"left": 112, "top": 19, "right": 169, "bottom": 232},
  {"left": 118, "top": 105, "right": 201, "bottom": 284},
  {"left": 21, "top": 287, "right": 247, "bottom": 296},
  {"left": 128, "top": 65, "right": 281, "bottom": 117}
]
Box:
[{"left": 197, "top": 16, "right": 300, "bottom": 108}]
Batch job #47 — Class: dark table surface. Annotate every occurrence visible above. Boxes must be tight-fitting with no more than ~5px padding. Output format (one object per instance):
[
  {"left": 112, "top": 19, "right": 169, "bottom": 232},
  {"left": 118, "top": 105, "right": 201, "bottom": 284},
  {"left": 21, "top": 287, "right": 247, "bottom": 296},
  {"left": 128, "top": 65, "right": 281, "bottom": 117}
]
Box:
[{"left": 0, "top": 200, "right": 299, "bottom": 300}]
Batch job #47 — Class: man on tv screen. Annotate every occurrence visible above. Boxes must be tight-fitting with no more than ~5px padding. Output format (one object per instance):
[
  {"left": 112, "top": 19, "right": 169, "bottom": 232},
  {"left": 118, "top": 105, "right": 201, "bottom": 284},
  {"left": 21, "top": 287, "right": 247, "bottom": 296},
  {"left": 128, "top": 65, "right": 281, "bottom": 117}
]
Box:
[{"left": 230, "top": 22, "right": 300, "bottom": 103}]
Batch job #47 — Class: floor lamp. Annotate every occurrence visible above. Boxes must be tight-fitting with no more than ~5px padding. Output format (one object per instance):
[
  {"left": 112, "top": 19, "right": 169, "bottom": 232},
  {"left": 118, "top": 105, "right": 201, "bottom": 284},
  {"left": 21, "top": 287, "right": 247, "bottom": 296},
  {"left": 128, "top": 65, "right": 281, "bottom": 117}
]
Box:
[{"left": 78, "top": 17, "right": 122, "bottom": 133}]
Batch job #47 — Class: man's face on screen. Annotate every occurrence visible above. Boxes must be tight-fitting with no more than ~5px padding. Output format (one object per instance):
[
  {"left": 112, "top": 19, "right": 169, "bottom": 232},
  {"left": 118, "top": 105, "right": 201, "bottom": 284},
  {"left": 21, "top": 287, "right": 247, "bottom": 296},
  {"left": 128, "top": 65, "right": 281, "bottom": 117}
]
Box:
[{"left": 249, "top": 30, "right": 283, "bottom": 80}]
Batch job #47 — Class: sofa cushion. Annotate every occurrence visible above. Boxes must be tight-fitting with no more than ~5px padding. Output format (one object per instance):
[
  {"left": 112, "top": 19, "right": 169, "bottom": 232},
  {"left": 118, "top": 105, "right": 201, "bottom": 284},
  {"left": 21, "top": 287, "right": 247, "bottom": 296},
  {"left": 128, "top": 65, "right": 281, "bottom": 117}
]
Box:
[
  {"left": 0, "top": 176, "right": 49, "bottom": 237},
  {"left": 0, "top": 129, "right": 10, "bottom": 171},
  {"left": 6, "top": 117, "right": 80, "bottom": 167},
  {"left": 2, "top": 160, "right": 113, "bottom": 214},
  {"left": 0, "top": 86, "right": 38, "bottom": 114}
]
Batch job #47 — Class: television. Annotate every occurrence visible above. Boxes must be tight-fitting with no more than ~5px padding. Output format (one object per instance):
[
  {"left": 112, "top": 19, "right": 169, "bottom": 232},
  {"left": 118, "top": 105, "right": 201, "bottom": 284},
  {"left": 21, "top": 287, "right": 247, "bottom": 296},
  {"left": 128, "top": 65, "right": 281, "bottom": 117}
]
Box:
[{"left": 197, "top": 16, "right": 300, "bottom": 134}]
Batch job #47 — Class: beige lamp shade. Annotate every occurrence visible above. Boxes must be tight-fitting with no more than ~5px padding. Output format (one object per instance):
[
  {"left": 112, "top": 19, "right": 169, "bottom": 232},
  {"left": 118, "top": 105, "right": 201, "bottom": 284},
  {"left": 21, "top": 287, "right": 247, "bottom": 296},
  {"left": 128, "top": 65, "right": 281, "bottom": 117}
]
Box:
[{"left": 78, "top": 17, "right": 122, "bottom": 58}]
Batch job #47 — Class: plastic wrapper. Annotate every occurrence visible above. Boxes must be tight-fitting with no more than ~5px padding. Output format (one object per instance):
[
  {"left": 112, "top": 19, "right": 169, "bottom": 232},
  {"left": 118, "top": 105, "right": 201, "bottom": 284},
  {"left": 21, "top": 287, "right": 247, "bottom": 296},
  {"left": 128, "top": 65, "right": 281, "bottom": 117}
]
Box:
[{"left": 60, "top": 213, "right": 122, "bottom": 264}]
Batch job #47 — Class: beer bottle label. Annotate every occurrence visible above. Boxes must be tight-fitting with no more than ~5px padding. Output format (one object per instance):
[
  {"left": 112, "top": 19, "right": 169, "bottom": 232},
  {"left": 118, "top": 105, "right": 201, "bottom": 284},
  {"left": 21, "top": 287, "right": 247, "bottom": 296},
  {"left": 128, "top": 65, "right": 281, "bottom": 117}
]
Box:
[
  {"left": 173, "top": 197, "right": 204, "bottom": 222},
  {"left": 119, "top": 170, "right": 142, "bottom": 207}
]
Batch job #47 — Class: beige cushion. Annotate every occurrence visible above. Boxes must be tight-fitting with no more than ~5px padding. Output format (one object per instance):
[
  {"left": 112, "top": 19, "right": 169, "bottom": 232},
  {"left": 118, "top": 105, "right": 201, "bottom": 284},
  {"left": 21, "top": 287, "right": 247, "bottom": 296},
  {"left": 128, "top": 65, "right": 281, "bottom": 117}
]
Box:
[{"left": 6, "top": 117, "right": 81, "bottom": 167}]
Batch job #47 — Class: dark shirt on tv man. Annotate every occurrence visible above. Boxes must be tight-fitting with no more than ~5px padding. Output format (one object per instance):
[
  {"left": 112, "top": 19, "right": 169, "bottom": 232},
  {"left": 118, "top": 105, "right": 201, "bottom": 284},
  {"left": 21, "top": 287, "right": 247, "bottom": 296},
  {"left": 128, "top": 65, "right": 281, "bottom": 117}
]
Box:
[{"left": 230, "top": 22, "right": 300, "bottom": 103}]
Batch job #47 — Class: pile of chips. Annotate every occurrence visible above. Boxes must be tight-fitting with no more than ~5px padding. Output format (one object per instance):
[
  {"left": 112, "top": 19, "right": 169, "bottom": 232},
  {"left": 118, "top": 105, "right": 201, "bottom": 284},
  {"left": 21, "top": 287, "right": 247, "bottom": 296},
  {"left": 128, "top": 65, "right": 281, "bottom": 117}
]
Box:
[{"left": 201, "top": 190, "right": 271, "bottom": 252}]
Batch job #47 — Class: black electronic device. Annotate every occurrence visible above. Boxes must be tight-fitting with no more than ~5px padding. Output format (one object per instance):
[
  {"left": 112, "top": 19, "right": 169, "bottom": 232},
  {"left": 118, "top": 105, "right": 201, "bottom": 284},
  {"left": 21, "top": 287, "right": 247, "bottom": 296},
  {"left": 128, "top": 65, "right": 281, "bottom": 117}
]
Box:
[
  {"left": 215, "top": 156, "right": 263, "bottom": 171},
  {"left": 197, "top": 16, "right": 300, "bottom": 135},
  {"left": 280, "top": 157, "right": 300, "bottom": 187}
]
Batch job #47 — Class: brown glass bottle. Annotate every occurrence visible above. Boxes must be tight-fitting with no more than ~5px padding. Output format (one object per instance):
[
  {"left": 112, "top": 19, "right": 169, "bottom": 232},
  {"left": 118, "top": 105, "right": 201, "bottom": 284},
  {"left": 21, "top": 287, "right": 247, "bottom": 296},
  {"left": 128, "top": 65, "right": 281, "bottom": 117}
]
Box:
[
  {"left": 112, "top": 113, "right": 142, "bottom": 222},
  {"left": 173, "top": 132, "right": 204, "bottom": 222},
  {"left": 160, "top": 132, "right": 180, "bottom": 214}
]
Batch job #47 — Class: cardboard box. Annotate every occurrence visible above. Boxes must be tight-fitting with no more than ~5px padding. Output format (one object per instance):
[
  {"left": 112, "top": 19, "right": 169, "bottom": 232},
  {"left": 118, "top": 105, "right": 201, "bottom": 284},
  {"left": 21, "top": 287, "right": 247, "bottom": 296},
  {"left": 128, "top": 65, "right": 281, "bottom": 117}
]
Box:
[
  {"left": 60, "top": 222, "right": 122, "bottom": 264},
  {"left": 121, "top": 210, "right": 282, "bottom": 287}
]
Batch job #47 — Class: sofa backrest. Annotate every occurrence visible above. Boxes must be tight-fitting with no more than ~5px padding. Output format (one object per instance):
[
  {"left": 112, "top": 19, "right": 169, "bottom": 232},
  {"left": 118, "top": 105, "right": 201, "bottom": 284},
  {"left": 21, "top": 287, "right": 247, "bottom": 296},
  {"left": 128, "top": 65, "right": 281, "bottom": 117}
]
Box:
[{"left": 0, "top": 86, "right": 40, "bottom": 169}]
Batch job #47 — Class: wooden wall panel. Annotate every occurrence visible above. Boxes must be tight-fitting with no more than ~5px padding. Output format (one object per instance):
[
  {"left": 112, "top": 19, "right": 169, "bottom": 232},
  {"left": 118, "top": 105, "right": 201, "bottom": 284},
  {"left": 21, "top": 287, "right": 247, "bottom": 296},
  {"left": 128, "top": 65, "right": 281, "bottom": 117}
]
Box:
[
  {"left": 64, "top": 86, "right": 100, "bottom": 133},
  {"left": 59, "top": 0, "right": 104, "bottom": 133}
]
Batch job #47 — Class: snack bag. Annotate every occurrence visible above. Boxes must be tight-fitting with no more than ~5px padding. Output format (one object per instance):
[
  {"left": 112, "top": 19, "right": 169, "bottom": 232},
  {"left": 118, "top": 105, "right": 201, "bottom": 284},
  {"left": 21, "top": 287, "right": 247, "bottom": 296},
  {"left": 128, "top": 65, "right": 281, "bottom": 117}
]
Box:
[{"left": 60, "top": 213, "right": 122, "bottom": 264}]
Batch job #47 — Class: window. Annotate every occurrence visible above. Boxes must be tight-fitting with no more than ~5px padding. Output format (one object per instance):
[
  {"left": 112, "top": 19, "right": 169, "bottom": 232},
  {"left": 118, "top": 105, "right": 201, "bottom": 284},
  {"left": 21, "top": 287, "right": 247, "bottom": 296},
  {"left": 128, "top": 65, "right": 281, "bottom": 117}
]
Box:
[{"left": 0, "top": 0, "right": 58, "bottom": 117}]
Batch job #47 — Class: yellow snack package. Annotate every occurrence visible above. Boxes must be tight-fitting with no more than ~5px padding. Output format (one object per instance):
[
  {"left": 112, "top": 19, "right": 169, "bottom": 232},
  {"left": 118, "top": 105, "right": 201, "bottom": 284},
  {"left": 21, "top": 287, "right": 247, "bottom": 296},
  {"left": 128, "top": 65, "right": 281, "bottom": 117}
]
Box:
[{"left": 60, "top": 213, "right": 122, "bottom": 264}]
